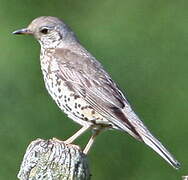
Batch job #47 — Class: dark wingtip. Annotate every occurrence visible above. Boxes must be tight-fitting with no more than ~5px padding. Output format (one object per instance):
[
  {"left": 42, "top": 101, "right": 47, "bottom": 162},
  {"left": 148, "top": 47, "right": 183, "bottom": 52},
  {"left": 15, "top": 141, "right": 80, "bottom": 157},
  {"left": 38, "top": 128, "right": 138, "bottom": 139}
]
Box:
[{"left": 174, "top": 161, "right": 181, "bottom": 170}]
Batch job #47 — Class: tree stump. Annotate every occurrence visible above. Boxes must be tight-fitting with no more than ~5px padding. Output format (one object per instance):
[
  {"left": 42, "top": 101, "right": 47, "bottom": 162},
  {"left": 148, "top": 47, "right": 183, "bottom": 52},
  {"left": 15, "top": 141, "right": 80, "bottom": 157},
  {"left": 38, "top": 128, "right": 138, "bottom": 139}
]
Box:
[{"left": 17, "top": 138, "right": 91, "bottom": 180}]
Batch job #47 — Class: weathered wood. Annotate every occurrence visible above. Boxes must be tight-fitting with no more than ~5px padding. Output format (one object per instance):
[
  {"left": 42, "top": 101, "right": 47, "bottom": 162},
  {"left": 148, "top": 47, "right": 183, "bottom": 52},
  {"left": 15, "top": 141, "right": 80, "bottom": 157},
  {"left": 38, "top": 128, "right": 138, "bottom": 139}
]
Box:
[{"left": 17, "top": 138, "right": 90, "bottom": 180}]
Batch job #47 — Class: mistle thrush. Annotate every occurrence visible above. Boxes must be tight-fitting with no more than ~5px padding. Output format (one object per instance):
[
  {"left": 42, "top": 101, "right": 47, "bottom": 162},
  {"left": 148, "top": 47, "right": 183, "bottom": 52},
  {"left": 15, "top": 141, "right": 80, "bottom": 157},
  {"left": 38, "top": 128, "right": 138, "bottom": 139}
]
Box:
[{"left": 13, "top": 16, "right": 180, "bottom": 169}]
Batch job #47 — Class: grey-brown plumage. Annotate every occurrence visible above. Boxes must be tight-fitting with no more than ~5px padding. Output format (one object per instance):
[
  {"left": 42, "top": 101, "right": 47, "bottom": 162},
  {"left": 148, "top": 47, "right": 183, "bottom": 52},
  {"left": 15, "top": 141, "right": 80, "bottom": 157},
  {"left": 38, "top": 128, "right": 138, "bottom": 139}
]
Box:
[{"left": 13, "top": 16, "right": 180, "bottom": 169}]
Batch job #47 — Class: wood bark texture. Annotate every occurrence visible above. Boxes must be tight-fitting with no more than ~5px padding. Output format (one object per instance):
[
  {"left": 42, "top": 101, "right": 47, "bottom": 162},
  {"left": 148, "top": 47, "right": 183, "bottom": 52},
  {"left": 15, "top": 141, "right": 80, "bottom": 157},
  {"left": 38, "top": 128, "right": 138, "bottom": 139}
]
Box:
[{"left": 17, "top": 138, "right": 90, "bottom": 180}]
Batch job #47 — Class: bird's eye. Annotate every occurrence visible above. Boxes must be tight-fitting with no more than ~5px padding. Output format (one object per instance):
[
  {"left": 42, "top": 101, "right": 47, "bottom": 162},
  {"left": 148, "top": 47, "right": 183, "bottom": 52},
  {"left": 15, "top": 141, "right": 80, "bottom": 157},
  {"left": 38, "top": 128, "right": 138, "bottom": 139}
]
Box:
[{"left": 40, "top": 28, "right": 49, "bottom": 34}]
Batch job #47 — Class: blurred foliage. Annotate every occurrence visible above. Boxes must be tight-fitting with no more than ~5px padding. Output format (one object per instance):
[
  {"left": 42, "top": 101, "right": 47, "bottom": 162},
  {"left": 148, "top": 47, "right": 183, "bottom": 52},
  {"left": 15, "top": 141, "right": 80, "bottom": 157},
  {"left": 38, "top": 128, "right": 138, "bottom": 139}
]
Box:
[{"left": 0, "top": 0, "right": 187, "bottom": 179}]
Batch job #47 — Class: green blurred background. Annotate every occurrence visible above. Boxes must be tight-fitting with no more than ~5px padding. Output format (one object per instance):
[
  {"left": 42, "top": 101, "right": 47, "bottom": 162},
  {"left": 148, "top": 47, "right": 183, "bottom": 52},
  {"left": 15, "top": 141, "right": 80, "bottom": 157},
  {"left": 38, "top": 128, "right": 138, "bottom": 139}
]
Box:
[{"left": 0, "top": 0, "right": 187, "bottom": 179}]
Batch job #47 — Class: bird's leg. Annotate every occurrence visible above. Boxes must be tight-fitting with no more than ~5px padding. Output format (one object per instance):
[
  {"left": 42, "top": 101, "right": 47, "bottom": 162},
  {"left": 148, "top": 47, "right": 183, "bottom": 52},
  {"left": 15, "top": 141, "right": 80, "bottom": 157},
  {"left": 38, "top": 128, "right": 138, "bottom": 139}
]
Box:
[
  {"left": 64, "top": 125, "right": 90, "bottom": 144},
  {"left": 83, "top": 130, "right": 100, "bottom": 154}
]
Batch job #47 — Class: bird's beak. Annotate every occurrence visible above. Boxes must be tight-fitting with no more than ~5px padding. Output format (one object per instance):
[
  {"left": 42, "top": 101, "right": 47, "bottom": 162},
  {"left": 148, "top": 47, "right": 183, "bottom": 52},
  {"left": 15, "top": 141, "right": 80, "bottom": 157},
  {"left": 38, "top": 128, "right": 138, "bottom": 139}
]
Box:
[{"left": 12, "top": 28, "right": 33, "bottom": 35}]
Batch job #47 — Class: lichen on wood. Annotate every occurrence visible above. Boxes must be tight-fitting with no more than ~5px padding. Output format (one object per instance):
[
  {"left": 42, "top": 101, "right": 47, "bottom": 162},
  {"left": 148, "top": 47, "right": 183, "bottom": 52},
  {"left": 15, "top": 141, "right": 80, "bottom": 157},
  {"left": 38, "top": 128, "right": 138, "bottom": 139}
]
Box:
[{"left": 17, "top": 138, "right": 90, "bottom": 180}]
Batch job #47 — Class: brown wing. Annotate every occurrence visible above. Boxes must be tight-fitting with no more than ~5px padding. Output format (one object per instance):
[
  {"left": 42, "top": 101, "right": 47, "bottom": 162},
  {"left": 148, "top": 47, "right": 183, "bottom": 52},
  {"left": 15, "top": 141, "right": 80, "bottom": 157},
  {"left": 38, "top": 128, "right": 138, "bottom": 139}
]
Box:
[{"left": 55, "top": 48, "right": 141, "bottom": 139}]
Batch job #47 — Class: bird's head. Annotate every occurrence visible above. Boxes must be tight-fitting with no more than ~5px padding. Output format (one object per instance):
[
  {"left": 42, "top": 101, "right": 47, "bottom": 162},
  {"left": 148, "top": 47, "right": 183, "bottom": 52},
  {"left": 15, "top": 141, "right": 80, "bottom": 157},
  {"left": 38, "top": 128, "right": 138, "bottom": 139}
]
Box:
[{"left": 13, "top": 16, "right": 77, "bottom": 48}]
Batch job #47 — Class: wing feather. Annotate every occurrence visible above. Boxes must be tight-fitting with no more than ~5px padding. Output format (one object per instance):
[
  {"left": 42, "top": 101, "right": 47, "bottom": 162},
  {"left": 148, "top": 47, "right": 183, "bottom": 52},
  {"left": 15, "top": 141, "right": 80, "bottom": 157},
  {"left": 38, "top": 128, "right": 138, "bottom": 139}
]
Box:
[
  {"left": 55, "top": 48, "right": 141, "bottom": 139},
  {"left": 53, "top": 48, "right": 180, "bottom": 169}
]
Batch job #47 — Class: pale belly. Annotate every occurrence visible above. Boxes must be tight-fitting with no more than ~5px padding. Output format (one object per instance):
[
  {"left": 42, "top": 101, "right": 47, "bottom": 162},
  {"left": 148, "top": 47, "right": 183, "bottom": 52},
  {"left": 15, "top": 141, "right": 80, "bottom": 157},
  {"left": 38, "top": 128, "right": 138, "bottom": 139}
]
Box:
[{"left": 41, "top": 67, "right": 111, "bottom": 129}]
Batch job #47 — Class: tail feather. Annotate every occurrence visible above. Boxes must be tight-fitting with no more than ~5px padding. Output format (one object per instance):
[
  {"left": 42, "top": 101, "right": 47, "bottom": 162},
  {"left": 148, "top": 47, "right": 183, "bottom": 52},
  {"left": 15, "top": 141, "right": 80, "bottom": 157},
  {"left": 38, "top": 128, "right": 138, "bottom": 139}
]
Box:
[
  {"left": 139, "top": 131, "right": 180, "bottom": 169},
  {"left": 121, "top": 106, "right": 180, "bottom": 169}
]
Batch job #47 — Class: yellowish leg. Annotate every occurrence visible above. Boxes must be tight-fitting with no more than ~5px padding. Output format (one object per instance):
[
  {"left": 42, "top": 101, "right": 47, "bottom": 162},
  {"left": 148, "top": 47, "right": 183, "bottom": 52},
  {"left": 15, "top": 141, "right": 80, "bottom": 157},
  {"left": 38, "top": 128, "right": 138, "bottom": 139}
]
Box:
[
  {"left": 83, "top": 130, "right": 100, "bottom": 154},
  {"left": 64, "top": 125, "right": 90, "bottom": 144}
]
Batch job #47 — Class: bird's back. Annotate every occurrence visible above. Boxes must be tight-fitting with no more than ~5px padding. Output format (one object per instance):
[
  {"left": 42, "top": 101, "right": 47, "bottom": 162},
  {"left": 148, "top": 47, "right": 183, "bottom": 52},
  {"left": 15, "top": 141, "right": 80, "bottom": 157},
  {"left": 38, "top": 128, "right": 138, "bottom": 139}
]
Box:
[{"left": 40, "top": 40, "right": 180, "bottom": 169}]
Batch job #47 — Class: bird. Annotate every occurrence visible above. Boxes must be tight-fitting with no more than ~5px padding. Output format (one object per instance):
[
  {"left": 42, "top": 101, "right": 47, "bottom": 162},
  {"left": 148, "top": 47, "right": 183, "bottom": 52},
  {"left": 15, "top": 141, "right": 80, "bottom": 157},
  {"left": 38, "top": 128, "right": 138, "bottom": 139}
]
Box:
[{"left": 13, "top": 16, "right": 180, "bottom": 169}]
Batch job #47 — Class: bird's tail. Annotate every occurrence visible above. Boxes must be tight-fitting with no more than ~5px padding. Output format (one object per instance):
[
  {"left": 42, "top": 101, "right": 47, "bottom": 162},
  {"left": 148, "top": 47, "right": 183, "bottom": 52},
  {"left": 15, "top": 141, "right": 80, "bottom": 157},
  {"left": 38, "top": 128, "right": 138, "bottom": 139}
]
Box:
[
  {"left": 121, "top": 106, "right": 180, "bottom": 169},
  {"left": 139, "top": 129, "right": 180, "bottom": 169}
]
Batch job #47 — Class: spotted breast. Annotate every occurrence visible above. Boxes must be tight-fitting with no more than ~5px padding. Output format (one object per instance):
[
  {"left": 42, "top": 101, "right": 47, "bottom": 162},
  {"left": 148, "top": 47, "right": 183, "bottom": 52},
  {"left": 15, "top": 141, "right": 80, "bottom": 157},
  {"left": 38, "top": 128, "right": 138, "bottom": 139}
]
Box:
[{"left": 40, "top": 47, "right": 111, "bottom": 130}]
